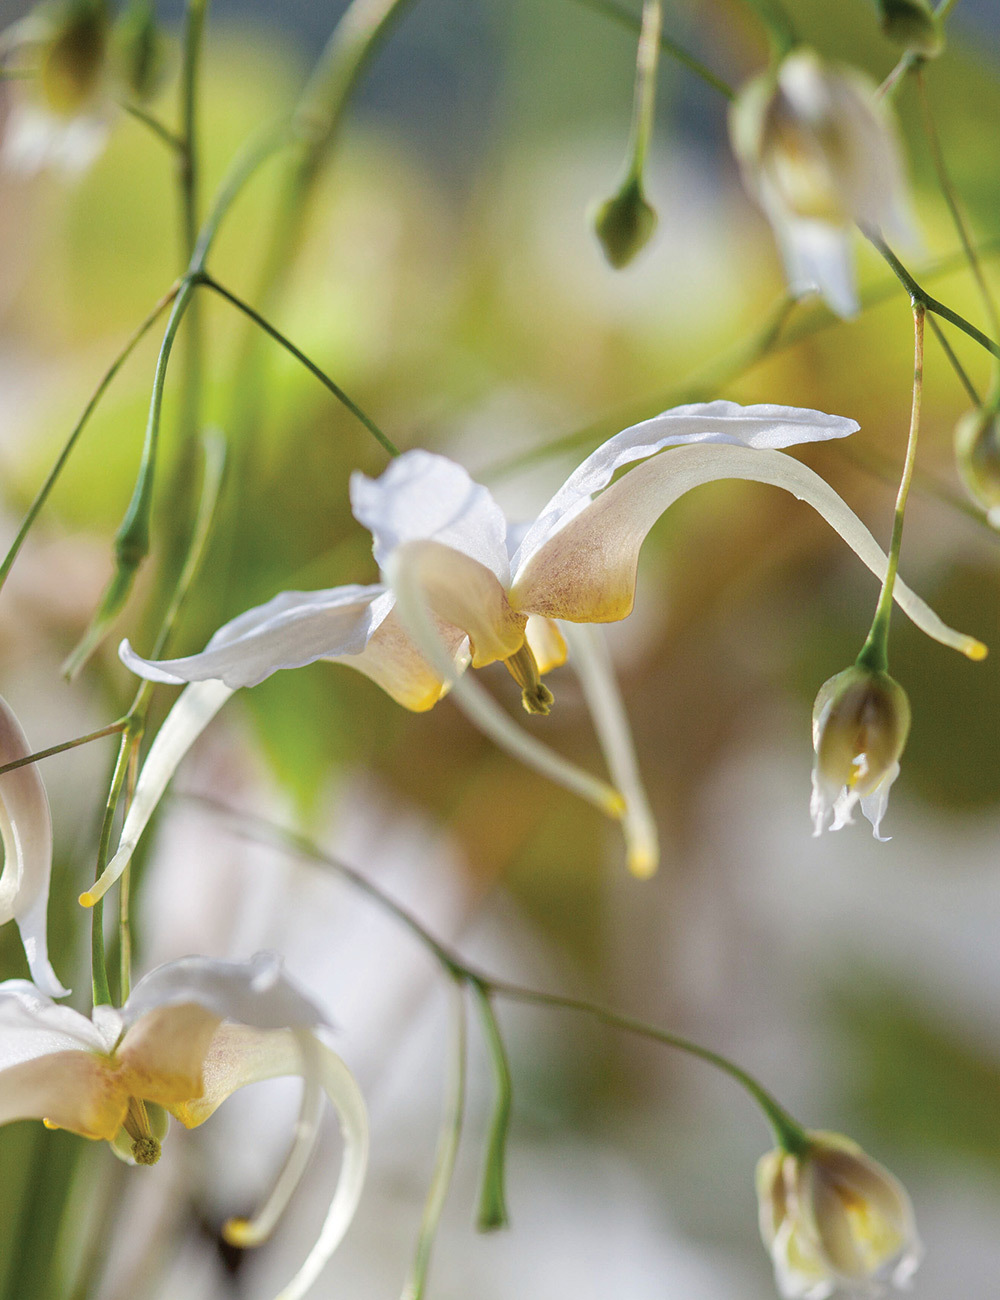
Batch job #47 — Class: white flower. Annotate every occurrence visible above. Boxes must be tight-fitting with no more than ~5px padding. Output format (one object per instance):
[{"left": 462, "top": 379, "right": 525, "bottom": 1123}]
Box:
[
  {"left": 2, "top": 0, "right": 111, "bottom": 177},
  {"left": 810, "top": 664, "right": 911, "bottom": 840},
  {"left": 756, "top": 1131, "right": 922, "bottom": 1299},
  {"left": 0, "top": 951, "right": 368, "bottom": 1300},
  {"left": 97, "top": 401, "right": 981, "bottom": 904},
  {"left": 729, "top": 49, "right": 913, "bottom": 318},
  {"left": 0, "top": 692, "right": 68, "bottom": 998}
]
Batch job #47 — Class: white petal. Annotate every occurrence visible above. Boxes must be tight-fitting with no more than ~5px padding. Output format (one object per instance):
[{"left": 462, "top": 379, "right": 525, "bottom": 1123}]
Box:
[
  {"left": 173, "top": 1023, "right": 369, "bottom": 1300},
  {"left": 326, "top": 602, "right": 467, "bottom": 712},
  {"left": 0, "top": 695, "right": 68, "bottom": 997},
  {"left": 124, "top": 951, "right": 327, "bottom": 1033},
  {"left": 510, "top": 443, "right": 985, "bottom": 661},
  {"left": 2, "top": 102, "right": 108, "bottom": 177},
  {"left": 859, "top": 761, "right": 900, "bottom": 842},
  {"left": 119, "top": 585, "right": 391, "bottom": 688},
  {"left": 512, "top": 402, "right": 859, "bottom": 572},
  {"left": 82, "top": 680, "right": 234, "bottom": 907},
  {"left": 0, "top": 979, "right": 109, "bottom": 1063},
  {"left": 561, "top": 623, "right": 658, "bottom": 878},
  {"left": 350, "top": 451, "right": 512, "bottom": 586},
  {"left": 776, "top": 215, "right": 859, "bottom": 320}
]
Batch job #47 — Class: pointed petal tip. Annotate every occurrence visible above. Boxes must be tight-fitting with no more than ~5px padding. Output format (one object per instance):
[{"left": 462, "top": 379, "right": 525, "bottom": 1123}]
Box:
[
  {"left": 966, "top": 638, "right": 988, "bottom": 662},
  {"left": 626, "top": 845, "right": 658, "bottom": 879}
]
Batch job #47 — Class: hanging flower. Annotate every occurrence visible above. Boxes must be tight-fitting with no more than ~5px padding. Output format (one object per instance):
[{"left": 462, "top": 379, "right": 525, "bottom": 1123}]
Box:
[
  {"left": 0, "top": 951, "right": 368, "bottom": 1300},
  {"left": 729, "top": 49, "right": 913, "bottom": 318},
  {"left": 810, "top": 664, "right": 911, "bottom": 840},
  {"left": 757, "top": 1130, "right": 922, "bottom": 1299},
  {"left": 2, "top": 0, "right": 112, "bottom": 176},
  {"left": 0, "top": 692, "right": 68, "bottom": 998},
  {"left": 95, "top": 401, "right": 982, "bottom": 903}
]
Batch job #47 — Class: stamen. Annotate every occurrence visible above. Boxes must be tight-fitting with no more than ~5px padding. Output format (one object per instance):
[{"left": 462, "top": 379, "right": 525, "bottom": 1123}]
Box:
[
  {"left": 123, "top": 1097, "right": 162, "bottom": 1166},
  {"left": 503, "top": 643, "right": 555, "bottom": 715}
]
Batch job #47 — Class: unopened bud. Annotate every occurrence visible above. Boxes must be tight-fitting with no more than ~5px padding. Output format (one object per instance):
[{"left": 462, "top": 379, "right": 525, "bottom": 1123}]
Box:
[
  {"left": 39, "top": 0, "right": 108, "bottom": 118},
  {"left": 875, "top": 0, "right": 944, "bottom": 57},
  {"left": 112, "top": 0, "right": 165, "bottom": 102},
  {"left": 810, "top": 664, "right": 911, "bottom": 839},
  {"left": 592, "top": 177, "right": 658, "bottom": 269},
  {"left": 955, "top": 407, "right": 1000, "bottom": 526}
]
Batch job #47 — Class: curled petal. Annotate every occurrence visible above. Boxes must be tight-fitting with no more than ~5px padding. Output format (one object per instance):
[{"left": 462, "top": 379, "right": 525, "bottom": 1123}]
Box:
[
  {"left": 351, "top": 451, "right": 512, "bottom": 585},
  {"left": 173, "top": 1023, "right": 369, "bottom": 1300},
  {"left": 327, "top": 602, "right": 466, "bottom": 712},
  {"left": 124, "top": 951, "right": 327, "bottom": 1035},
  {"left": 510, "top": 443, "right": 985, "bottom": 660},
  {"left": 81, "top": 680, "right": 234, "bottom": 908},
  {"left": 0, "top": 695, "right": 68, "bottom": 997},
  {"left": 117, "top": 1002, "right": 222, "bottom": 1109},
  {"left": 0, "top": 1049, "right": 125, "bottom": 1139},
  {"left": 391, "top": 540, "right": 526, "bottom": 667},
  {"left": 768, "top": 210, "right": 859, "bottom": 319},
  {"left": 119, "top": 585, "right": 391, "bottom": 689},
  {"left": 524, "top": 615, "right": 567, "bottom": 675},
  {"left": 511, "top": 402, "right": 859, "bottom": 573}
]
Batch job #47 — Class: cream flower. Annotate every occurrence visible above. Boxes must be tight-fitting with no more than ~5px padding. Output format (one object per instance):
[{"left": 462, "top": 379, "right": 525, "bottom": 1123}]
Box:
[
  {"left": 97, "top": 401, "right": 982, "bottom": 902},
  {"left": 0, "top": 692, "right": 68, "bottom": 998},
  {"left": 0, "top": 951, "right": 368, "bottom": 1300},
  {"left": 756, "top": 1131, "right": 922, "bottom": 1299},
  {"left": 729, "top": 49, "right": 913, "bottom": 318}
]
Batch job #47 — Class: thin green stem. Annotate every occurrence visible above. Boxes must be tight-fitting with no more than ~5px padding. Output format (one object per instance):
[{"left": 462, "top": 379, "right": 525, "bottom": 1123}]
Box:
[
  {"left": 179, "top": 0, "right": 208, "bottom": 259},
  {"left": 401, "top": 980, "right": 467, "bottom": 1300},
  {"left": 624, "top": 0, "right": 663, "bottom": 181},
  {"left": 190, "top": 122, "right": 291, "bottom": 271},
  {"left": 118, "top": 100, "right": 184, "bottom": 151},
  {"left": 858, "top": 303, "right": 925, "bottom": 672},
  {"left": 865, "top": 233, "right": 1000, "bottom": 359},
  {"left": 198, "top": 273, "right": 399, "bottom": 456},
  {"left": 91, "top": 734, "right": 133, "bottom": 1006},
  {"left": 198, "top": 803, "right": 811, "bottom": 1158},
  {"left": 926, "top": 311, "right": 981, "bottom": 405},
  {"left": 569, "top": 0, "right": 734, "bottom": 99},
  {"left": 488, "top": 980, "right": 808, "bottom": 1154},
  {"left": 0, "top": 721, "right": 126, "bottom": 777},
  {"left": 0, "top": 286, "right": 178, "bottom": 595},
  {"left": 470, "top": 979, "right": 512, "bottom": 1231}
]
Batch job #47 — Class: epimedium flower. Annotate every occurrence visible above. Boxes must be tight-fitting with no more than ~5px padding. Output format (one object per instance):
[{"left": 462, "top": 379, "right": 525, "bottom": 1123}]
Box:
[
  {"left": 1, "top": 0, "right": 112, "bottom": 176},
  {"left": 0, "top": 951, "right": 368, "bottom": 1300},
  {"left": 810, "top": 664, "right": 911, "bottom": 840},
  {"left": 94, "top": 401, "right": 983, "bottom": 906},
  {"left": 0, "top": 692, "right": 68, "bottom": 998},
  {"left": 756, "top": 1131, "right": 922, "bottom": 1299},
  {"left": 729, "top": 48, "right": 913, "bottom": 319}
]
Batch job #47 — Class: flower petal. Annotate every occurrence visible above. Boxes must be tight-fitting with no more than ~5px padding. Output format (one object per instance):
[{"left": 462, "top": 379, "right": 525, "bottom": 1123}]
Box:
[
  {"left": 525, "top": 615, "right": 567, "bottom": 675},
  {"left": 172, "top": 1022, "right": 369, "bottom": 1300},
  {"left": 510, "top": 443, "right": 985, "bottom": 659},
  {"left": 0, "top": 979, "right": 112, "bottom": 1062},
  {"left": 119, "top": 585, "right": 391, "bottom": 689},
  {"left": 0, "top": 695, "right": 68, "bottom": 997},
  {"left": 124, "top": 952, "right": 328, "bottom": 1035},
  {"left": 511, "top": 402, "right": 859, "bottom": 572},
  {"left": 350, "top": 450, "right": 512, "bottom": 585},
  {"left": 81, "top": 680, "right": 234, "bottom": 908},
  {"left": 117, "top": 1002, "right": 222, "bottom": 1109},
  {"left": 390, "top": 540, "right": 526, "bottom": 667},
  {"left": 0, "top": 1049, "right": 125, "bottom": 1139},
  {"left": 328, "top": 602, "right": 467, "bottom": 712},
  {"left": 772, "top": 212, "right": 859, "bottom": 319}
]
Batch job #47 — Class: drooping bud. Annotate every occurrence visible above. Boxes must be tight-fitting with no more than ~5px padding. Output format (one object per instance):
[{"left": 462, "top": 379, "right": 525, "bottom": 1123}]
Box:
[
  {"left": 875, "top": 0, "right": 944, "bottom": 57},
  {"left": 955, "top": 406, "right": 1000, "bottom": 526},
  {"left": 592, "top": 177, "right": 658, "bottom": 269},
  {"left": 810, "top": 664, "right": 911, "bottom": 839},
  {"left": 757, "top": 1130, "right": 922, "bottom": 1299},
  {"left": 111, "top": 0, "right": 165, "bottom": 103},
  {"left": 38, "top": 0, "right": 109, "bottom": 119}
]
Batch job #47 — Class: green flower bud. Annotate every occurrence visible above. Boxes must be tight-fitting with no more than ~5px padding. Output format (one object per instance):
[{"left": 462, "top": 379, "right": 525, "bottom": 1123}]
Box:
[
  {"left": 38, "top": 0, "right": 109, "bottom": 118},
  {"left": 591, "top": 177, "right": 658, "bottom": 269},
  {"left": 810, "top": 664, "right": 911, "bottom": 839},
  {"left": 955, "top": 407, "right": 1000, "bottom": 525},
  {"left": 875, "top": 0, "right": 944, "bottom": 57},
  {"left": 112, "top": 0, "right": 166, "bottom": 103}
]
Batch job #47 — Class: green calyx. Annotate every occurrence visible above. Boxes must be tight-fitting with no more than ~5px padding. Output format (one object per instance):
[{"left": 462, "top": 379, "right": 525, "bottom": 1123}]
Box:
[
  {"left": 875, "top": 0, "right": 944, "bottom": 57},
  {"left": 592, "top": 176, "right": 658, "bottom": 269}
]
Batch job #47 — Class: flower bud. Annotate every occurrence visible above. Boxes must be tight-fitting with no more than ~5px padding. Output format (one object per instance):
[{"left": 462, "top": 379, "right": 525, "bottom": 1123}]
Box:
[
  {"left": 875, "top": 0, "right": 944, "bottom": 57},
  {"left": 729, "top": 49, "right": 913, "bottom": 318},
  {"left": 757, "top": 1131, "right": 922, "bottom": 1299},
  {"left": 810, "top": 664, "right": 911, "bottom": 839},
  {"left": 955, "top": 407, "right": 1000, "bottom": 526},
  {"left": 38, "top": 0, "right": 109, "bottom": 119},
  {"left": 591, "top": 177, "right": 658, "bottom": 269},
  {"left": 111, "top": 0, "right": 166, "bottom": 103}
]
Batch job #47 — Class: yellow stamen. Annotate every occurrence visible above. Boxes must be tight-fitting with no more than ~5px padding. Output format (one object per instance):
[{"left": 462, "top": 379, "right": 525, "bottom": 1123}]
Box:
[
  {"left": 504, "top": 643, "right": 554, "bottom": 715},
  {"left": 123, "top": 1097, "right": 162, "bottom": 1166}
]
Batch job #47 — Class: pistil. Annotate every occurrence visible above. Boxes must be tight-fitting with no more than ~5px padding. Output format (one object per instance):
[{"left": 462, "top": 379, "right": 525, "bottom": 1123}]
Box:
[
  {"left": 503, "top": 643, "right": 554, "bottom": 715},
  {"left": 123, "top": 1096, "right": 162, "bottom": 1165}
]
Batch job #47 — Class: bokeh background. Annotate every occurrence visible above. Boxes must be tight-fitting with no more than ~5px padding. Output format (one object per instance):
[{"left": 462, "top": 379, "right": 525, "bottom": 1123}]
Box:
[{"left": 0, "top": 0, "right": 999, "bottom": 1296}]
